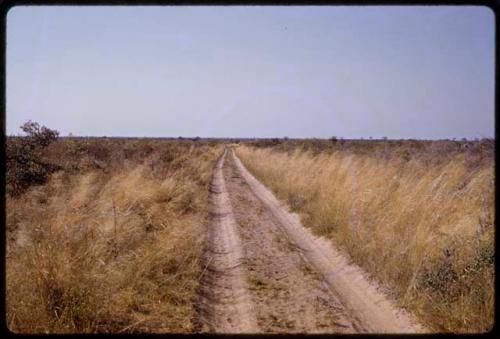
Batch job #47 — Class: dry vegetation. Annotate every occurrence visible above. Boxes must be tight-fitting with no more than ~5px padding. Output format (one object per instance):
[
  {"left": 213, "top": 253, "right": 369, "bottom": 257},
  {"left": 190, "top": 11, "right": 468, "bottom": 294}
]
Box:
[
  {"left": 6, "top": 127, "right": 223, "bottom": 333},
  {"left": 236, "top": 138, "right": 494, "bottom": 333},
  {"left": 6, "top": 125, "right": 495, "bottom": 334}
]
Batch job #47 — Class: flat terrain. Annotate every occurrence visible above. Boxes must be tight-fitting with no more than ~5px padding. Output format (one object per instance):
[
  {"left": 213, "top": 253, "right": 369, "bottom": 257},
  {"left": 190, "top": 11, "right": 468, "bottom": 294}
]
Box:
[{"left": 6, "top": 136, "right": 493, "bottom": 334}]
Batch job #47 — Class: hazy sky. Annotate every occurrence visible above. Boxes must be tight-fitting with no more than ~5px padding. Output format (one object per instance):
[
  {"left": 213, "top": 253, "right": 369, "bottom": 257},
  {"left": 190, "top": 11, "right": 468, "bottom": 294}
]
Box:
[{"left": 7, "top": 6, "right": 495, "bottom": 139}]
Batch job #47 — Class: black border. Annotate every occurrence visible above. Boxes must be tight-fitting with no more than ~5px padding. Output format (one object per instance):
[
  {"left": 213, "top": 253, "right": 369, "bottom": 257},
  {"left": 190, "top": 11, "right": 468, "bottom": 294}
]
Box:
[{"left": 0, "top": 0, "right": 498, "bottom": 338}]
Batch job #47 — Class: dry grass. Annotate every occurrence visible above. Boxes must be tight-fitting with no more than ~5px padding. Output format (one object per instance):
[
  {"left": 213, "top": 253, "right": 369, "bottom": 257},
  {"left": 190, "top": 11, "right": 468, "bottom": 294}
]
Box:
[
  {"left": 236, "top": 141, "right": 494, "bottom": 333},
  {"left": 6, "top": 138, "right": 223, "bottom": 333}
]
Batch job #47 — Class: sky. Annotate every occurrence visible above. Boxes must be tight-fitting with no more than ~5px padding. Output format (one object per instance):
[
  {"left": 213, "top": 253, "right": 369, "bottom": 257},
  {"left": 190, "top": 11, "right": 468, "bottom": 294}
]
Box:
[{"left": 6, "top": 6, "right": 495, "bottom": 139}]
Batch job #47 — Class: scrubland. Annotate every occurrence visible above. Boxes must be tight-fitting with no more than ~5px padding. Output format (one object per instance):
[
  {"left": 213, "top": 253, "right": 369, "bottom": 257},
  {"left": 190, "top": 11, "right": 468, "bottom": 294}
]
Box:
[
  {"left": 5, "top": 127, "right": 495, "bottom": 334},
  {"left": 236, "top": 139, "right": 494, "bottom": 333},
  {"left": 6, "top": 135, "right": 222, "bottom": 333}
]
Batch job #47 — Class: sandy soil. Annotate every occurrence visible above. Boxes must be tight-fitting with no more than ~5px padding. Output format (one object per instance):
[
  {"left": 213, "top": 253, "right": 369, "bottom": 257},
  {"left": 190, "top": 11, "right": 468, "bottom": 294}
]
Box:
[
  {"left": 194, "top": 150, "right": 257, "bottom": 333},
  {"left": 195, "top": 148, "right": 426, "bottom": 334}
]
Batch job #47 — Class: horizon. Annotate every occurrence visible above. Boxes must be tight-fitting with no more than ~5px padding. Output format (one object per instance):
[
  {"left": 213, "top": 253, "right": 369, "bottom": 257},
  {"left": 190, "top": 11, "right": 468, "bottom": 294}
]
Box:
[{"left": 6, "top": 127, "right": 494, "bottom": 141}]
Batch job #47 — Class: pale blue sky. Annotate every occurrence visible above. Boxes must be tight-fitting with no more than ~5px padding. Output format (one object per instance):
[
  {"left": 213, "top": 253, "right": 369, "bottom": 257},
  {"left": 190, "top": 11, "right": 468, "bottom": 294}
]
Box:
[{"left": 6, "top": 6, "right": 495, "bottom": 138}]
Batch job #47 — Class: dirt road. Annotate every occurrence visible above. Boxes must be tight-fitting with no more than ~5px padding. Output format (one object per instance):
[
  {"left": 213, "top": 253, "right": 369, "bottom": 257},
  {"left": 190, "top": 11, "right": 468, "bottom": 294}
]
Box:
[{"left": 196, "top": 148, "right": 425, "bottom": 334}]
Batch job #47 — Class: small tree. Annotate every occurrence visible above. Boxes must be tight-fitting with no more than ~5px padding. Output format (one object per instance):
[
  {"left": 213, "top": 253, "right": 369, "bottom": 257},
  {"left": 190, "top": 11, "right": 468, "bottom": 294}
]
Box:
[
  {"left": 20, "top": 120, "right": 59, "bottom": 147},
  {"left": 6, "top": 121, "right": 60, "bottom": 196}
]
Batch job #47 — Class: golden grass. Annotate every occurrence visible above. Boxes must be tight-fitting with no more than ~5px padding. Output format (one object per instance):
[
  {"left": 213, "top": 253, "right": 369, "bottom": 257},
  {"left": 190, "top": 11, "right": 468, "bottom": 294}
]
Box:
[
  {"left": 6, "top": 140, "right": 223, "bottom": 333},
  {"left": 236, "top": 144, "right": 494, "bottom": 333}
]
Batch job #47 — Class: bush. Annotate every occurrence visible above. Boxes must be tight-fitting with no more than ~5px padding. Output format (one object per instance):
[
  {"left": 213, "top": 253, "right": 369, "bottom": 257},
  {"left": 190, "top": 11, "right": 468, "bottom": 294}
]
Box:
[{"left": 6, "top": 121, "right": 60, "bottom": 196}]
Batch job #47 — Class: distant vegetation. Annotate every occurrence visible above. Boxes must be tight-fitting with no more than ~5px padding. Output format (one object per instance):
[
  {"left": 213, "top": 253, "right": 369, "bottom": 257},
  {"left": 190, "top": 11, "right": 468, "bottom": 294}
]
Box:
[{"left": 236, "top": 138, "right": 494, "bottom": 333}]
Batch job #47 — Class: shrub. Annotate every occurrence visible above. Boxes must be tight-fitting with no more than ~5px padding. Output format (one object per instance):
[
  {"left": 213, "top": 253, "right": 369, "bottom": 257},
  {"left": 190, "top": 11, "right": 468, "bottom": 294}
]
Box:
[{"left": 6, "top": 121, "right": 60, "bottom": 196}]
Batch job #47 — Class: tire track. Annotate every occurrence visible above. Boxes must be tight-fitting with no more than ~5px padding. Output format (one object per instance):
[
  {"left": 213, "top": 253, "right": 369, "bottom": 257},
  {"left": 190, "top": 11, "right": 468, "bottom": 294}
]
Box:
[
  {"left": 230, "top": 148, "right": 426, "bottom": 334},
  {"left": 194, "top": 150, "right": 257, "bottom": 333},
  {"left": 223, "top": 152, "right": 356, "bottom": 333}
]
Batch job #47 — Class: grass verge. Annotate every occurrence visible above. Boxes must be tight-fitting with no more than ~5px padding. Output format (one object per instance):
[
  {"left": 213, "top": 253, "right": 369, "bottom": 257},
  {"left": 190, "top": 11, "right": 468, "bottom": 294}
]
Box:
[
  {"left": 236, "top": 141, "right": 494, "bottom": 333},
  {"left": 6, "top": 138, "right": 222, "bottom": 333}
]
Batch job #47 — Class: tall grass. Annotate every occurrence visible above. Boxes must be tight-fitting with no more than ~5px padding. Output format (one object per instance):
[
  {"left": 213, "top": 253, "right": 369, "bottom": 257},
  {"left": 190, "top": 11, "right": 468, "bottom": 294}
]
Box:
[
  {"left": 6, "top": 139, "right": 223, "bottom": 333},
  {"left": 236, "top": 142, "right": 494, "bottom": 333}
]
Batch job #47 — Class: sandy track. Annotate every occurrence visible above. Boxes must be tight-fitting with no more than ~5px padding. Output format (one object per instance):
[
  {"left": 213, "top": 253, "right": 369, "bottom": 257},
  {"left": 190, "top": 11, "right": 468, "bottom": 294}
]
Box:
[
  {"left": 224, "top": 151, "right": 355, "bottom": 333},
  {"left": 194, "top": 150, "right": 257, "bottom": 333},
  {"left": 230, "top": 148, "right": 426, "bottom": 334}
]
